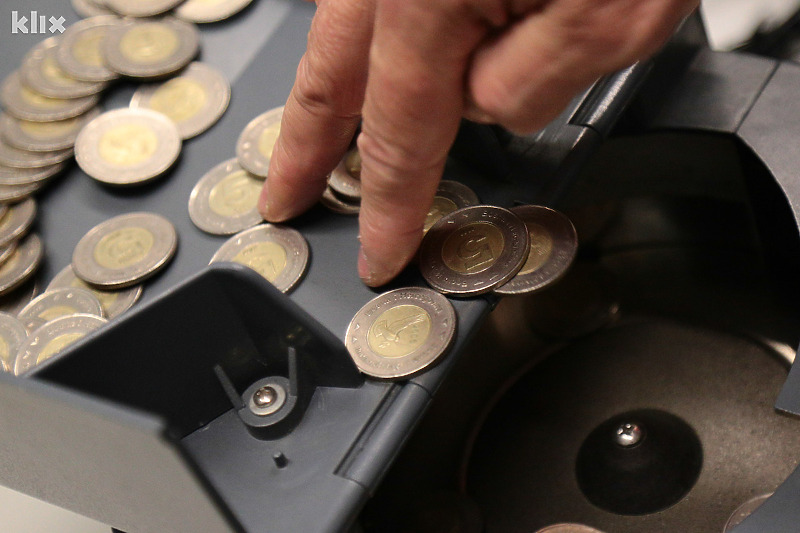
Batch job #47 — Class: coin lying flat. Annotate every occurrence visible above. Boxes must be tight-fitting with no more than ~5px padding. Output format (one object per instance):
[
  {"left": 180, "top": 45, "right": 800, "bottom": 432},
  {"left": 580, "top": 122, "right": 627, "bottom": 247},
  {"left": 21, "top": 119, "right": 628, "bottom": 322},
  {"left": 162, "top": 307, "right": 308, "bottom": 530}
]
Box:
[
  {"left": 57, "top": 16, "right": 121, "bottom": 83},
  {"left": 0, "top": 161, "right": 67, "bottom": 186},
  {"left": 495, "top": 206, "right": 578, "bottom": 295},
  {"left": 0, "top": 234, "right": 43, "bottom": 297},
  {"left": 175, "top": 0, "right": 254, "bottom": 23},
  {"left": 0, "top": 313, "right": 27, "bottom": 372},
  {"left": 0, "top": 198, "right": 36, "bottom": 247},
  {"left": 104, "top": 18, "right": 200, "bottom": 78},
  {"left": 210, "top": 224, "right": 309, "bottom": 293},
  {"left": 0, "top": 278, "right": 39, "bottom": 316},
  {"left": 328, "top": 148, "right": 362, "bottom": 202},
  {"left": 189, "top": 158, "right": 264, "bottom": 235},
  {"left": 14, "top": 313, "right": 107, "bottom": 376},
  {"left": 131, "top": 62, "right": 230, "bottom": 139},
  {"left": 419, "top": 205, "right": 530, "bottom": 296},
  {"left": 47, "top": 264, "right": 142, "bottom": 319},
  {"left": 236, "top": 106, "right": 283, "bottom": 178},
  {"left": 21, "top": 38, "right": 107, "bottom": 99},
  {"left": 345, "top": 287, "right": 457, "bottom": 379},
  {"left": 75, "top": 108, "right": 181, "bottom": 185},
  {"left": 424, "top": 180, "right": 480, "bottom": 233},
  {"left": 320, "top": 186, "right": 360, "bottom": 215},
  {"left": 71, "top": 0, "right": 115, "bottom": 17},
  {"left": 1, "top": 71, "right": 100, "bottom": 122},
  {"left": 17, "top": 287, "right": 104, "bottom": 333},
  {"left": 0, "top": 182, "right": 45, "bottom": 203},
  {"left": 0, "top": 137, "right": 73, "bottom": 169},
  {"left": 105, "top": 0, "right": 185, "bottom": 17},
  {"left": 0, "top": 109, "right": 101, "bottom": 152},
  {"left": 72, "top": 212, "right": 178, "bottom": 289}
]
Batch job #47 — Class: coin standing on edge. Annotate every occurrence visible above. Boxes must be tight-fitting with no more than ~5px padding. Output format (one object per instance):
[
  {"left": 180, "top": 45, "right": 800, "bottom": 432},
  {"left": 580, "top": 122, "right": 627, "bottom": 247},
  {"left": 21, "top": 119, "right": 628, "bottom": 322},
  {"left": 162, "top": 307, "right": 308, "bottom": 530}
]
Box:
[
  {"left": 0, "top": 198, "right": 36, "bottom": 247},
  {"left": 424, "top": 180, "right": 480, "bottom": 233},
  {"left": 210, "top": 224, "right": 309, "bottom": 293},
  {"left": 17, "top": 287, "right": 104, "bottom": 333},
  {"left": 0, "top": 234, "right": 43, "bottom": 297},
  {"left": 419, "top": 205, "right": 530, "bottom": 296},
  {"left": 1, "top": 71, "right": 100, "bottom": 123},
  {"left": 75, "top": 108, "right": 181, "bottom": 185},
  {"left": 0, "top": 313, "right": 28, "bottom": 372},
  {"left": 57, "top": 16, "right": 121, "bottom": 83},
  {"left": 47, "top": 264, "right": 142, "bottom": 319},
  {"left": 345, "top": 287, "right": 457, "bottom": 379},
  {"left": 72, "top": 212, "right": 178, "bottom": 289},
  {"left": 20, "top": 38, "right": 107, "bottom": 99},
  {"left": 495, "top": 206, "right": 578, "bottom": 295},
  {"left": 131, "top": 62, "right": 231, "bottom": 139},
  {"left": 236, "top": 106, "right": 283, "bottom": 177},
  {"left": 0, "top": 109, "right": 101, "bottom": 152},
  {"left": 103, "top": 18, "right": 200, "bottom": 78},
  {"left": 189, "top": 158, "right": 264, "bottom": 235},
  {"left": 14, "top": 313, "right": 107, "bottom": 376},
  {"left": 328, "top": 148, "right": 362, "bottom": 202},
  {"left": 175, "top": 0, "right": 254, "bottom": 23}
]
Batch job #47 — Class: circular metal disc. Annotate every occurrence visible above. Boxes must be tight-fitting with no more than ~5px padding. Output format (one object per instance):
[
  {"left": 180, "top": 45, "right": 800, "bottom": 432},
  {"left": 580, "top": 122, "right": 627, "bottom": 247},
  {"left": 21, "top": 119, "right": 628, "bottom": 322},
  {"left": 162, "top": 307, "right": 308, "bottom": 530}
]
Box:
[
  {"left": 175, "top": 0, "right": 254, "bottom": 23},
  {"left": 210, "top": 224, "right": 309, "bottom": 293},
  {"left": 236, "top": 106, "right": 283, "bottom": 177},
  {"left": 724, "top": 493, "right": 772, "bottom": 532},
  {"left": 0, "top": 161, "right": 67, "bottom": 186},
  {"left": 0, "top": 109, "right": 102, "bottom": 152},
  {"left": 71, "top": 0, "right": 115, "bottom": 17},
  {"left": 0, "top": 136, "right": 73, "bottom": 169},
  {"left": 105, "top": 0, "right": 185, "bottom": 17},
  {"left": 17, "top": 287, "right": 104, "bottom": 333},
  {"left": 320, "top": 186, "right": 360, "bottom": 215},
  {"left": 75, "top": 108, "right": 181, "bottom": 185},
  {"left": 328, "top": 148, "right": 361, "bottom": 201},
  {"left": 0, "top": 234, "right": 43, "bottom": 297},
  {"left": 20, "top": 38, "right": 107, "bottom": 99},
  {"left": 189, "top": 158, "right": 264, "bottom": 235},
  {"left": 131, "top": 62, "right": 230, "bottom": 139},
  {"left": 72, "top": 212, "right": 178, "bottom": 288},
  {"left": 56, "top": 16, "right": 122, "bottom": 82},
  {"left": 495, "top": 205, "right": 578, "bottom": 295},
  {"left": 419, "top": 205, "right": 530, "bottom": 296},
  {"left": 0, "top": 312, "right": 28, "bottom": 373},
  {"left": 1, "top": 71, "right": 99, "bottom": 122},
  {"left": 345, "top": 287, "right": 457, "bottom": 379},
  {"left": 14, "top": 313, "right": 106, "bottom": 376},
  {"left": 0, "top": 278, "right": 40, "bottom": 317},
  {"left": 103, "top": 18, "right": 200, "bottom": 78},
  {"left": 47, "top": 264, "right": 142, "bottom": 319},
  {"left": 424, "top": 180, "right": 481, "bottom": 233},
  {"left": 0, "top": 198, "right": 36, "bottom": 247},
  {"left": 0, "top": 182, "right": 46, "bottom": 203},
  {"left": 536, "top": 525, "right": 605, "bottom": 533}
]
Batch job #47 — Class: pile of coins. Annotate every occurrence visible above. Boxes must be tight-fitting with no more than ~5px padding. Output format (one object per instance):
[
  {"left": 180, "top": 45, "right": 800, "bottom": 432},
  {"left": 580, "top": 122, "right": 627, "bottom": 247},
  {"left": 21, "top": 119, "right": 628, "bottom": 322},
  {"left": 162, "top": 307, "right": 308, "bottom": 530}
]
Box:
[{"left": 72, "top": 0, "right": 255, "bottom": 24}]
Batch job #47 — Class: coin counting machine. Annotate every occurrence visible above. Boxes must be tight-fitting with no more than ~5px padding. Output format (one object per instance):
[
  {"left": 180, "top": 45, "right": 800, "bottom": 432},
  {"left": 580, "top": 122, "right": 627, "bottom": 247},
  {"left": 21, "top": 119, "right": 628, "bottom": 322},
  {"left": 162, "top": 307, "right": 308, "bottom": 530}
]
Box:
[{"left": 3, "top": 2, "right": 800, "bottom": 532}]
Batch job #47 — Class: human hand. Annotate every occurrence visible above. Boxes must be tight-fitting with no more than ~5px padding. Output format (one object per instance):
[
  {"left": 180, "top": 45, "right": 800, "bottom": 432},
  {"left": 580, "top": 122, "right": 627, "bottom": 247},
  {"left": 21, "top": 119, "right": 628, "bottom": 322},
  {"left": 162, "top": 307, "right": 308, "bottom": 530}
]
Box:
[{"left": 258, "top": 0, "right": 698, "bottom": 286}]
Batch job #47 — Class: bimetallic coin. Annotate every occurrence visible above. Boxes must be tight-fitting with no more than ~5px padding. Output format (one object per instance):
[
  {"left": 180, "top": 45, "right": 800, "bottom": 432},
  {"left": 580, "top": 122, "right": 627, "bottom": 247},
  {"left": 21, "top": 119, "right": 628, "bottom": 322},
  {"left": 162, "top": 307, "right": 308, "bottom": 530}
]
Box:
[
  {"left": 535, "top": 525, "right": 605, "bottom": 533},
  {"left": 236, "top": 106, "right": 283, "bottom": 178},
  {"left": 1, "top": 71, "right": 100, "bottom": 123},
  {"left": 106, "top": 0, "right": 185, "bottom": 17},
  {"left": 0, "top": 234, "right": 43, "bottom": 297},
  {"left": 57, "top": 16, "right": 121, "bottom": 83},
  {"left": 320, "top": 186, "right": 360, "bottom": 215},
  {"left": 0, "top": 109, "right": 101, "bottom": 152},
  {"left": 424, "top": 180, "right": 481, "bottom": 233},
  {"left": 131, "top": 62, "right": 231, "bottom": 139},
  {"left": 72, "top": 212, "right": 178, "bottom": 289},
  {"left": 47, "top": 264, "right": 142, "bottom": 319},
  {"left": 0, "top": 161, "right": 67, "bottom": 186},
  {"left": 0, "top": 198, "right": 36, "bottom": 247},
  {"left": 419, "top": 205, "right": 530, "bottom": 296},
  {"left": 0, "top": 136, "right": 73, "bottom": 169},
  {"left": 328, "top": 148, "right": 362, "bottom": 202},
  {"left": 71, "top": 0, "right": 115, "bottom": 17},
  {"left": 345, "top": 287, "right": 457, "bottom": 379},
  {"left": 175, "top": 0, "right": 254, "bottom": 23},
  {"left": 0, "top": 278, "right": 39, "bottom": 317},
  {"left": 103, "top": 18, "right": 200, "bottom": 78},
  {"left": 189, "top": 158, "right": 264, "bottom": 235},
  {"left": 0, "top": 182, "right": 45, "bottom": 203},
  {"left": 0, "top": 313, "right": 27, "bottom": 372},
  {"left": 14, "top": 314, "right": 106, "bottom": 376},
  {"left": 495, "top": 206, "right": 578, "bottom": 295},
  {"left": 210, "top": 224, "right": 309, "bottom": 293},
  {"left": 21, "top": 38, "right": 107, "bottom": 99},
  {"left": 75, "top": 108, "right": 181, "bottom": 185},
  {"left": 18, "top": 287, "right": 104, "bottom": 333}
]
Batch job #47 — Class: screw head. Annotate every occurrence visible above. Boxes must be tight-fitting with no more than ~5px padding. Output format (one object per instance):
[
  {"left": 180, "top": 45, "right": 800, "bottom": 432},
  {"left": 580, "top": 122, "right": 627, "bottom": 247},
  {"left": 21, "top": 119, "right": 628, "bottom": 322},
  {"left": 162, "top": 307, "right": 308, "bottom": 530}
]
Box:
[
  {"left": 253, "top": 386, "right": 277, "bottom": 407},
  {"left": 615, "top": 422, "right": 643, "bottom": 447}
]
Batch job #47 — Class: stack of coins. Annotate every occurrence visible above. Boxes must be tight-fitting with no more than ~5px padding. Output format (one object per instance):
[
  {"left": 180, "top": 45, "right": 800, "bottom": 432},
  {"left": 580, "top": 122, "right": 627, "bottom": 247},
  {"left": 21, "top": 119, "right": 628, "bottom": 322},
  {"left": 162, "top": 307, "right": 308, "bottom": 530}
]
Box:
[{"left": 71, "top": 0, "right": 255, "bottom": 23}]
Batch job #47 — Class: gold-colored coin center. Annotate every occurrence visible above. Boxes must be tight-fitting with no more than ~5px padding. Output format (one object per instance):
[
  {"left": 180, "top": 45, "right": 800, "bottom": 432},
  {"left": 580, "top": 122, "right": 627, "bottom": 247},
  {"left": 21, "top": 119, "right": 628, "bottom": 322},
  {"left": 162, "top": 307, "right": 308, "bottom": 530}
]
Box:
[
  {"left": 20, "top": 86, "right": 62, "bottom": 108},
  {"left": 0, "top": 335, "right": 10, "bottom": 371},
  {"left": 69, "top": 278, "right": 117, "bottom": 312},
  {"left": 42, "top": 54, "right": 79, "bottom": 86},
  {"left": 424, "top": 196, "right": 458, "bottom": 232},
  {"left": 38, "top": 305, "right": 78, "bottom": 323},
  {"left": 345, "top": 149, "right": 361, "bottom": 179},
  {"left": 441, "top": 221, "right": 505, "bottom": 274},
  {"left": 148, "top": 78, "right": 207, "bottom": 123},
  {"left": 98, "top": 123, "right": 158, "bottom": 167},
  {"left": 518, "top": 222, "right": 553, "bottom": 275},
  {"left": 120, "top": 24, "right": 179, "bottom": 64},
  {"left": 72, "top": 30, "right": 106, "bottom": 67},
  {"left": 208, "top": 170, "right": 261, "bottom": 217},
  {"left": 94, "top": 226, "right": 155, "bottom": 270},
  {"left": 368, "top": 304, "right": 431, "bottom": 358},
  {"left": 38, "top": 332, "right": 85, "bottom": 363},
  {"left": 232, "top": 241, "right": 287, "bottom": 282},
  {"left": 257, "top": 122, "right": 281, "bottom": 159},
  {"left": 20, "top": 116, "right": 78, "bottom": 138}
]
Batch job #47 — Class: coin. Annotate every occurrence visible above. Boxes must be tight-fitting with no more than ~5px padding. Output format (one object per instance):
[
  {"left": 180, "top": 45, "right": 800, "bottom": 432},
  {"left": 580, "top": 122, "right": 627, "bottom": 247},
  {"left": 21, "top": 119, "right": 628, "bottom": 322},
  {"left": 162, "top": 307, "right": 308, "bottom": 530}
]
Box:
[
  {"left": 0, "top": 242, "right": 17, "bottom": 269},
  {"left": 105, "top": 0, "right": 186, "bottom": 17},
  {"left": 535, "top": 525, "right": 604, "bottom": 533},
  {"left": 0, "top": 182, "right": 45, "bottom": 203},
  {"left": 328, "top": 148, "right": 361, "bottom": 201},
  {"left": 0, "top": 278, "right": 39, "bottom": 316},
  {"left": 131, "top": 62, "right": 230, "bottom": 139},
  {"left": 424, "top": 180, "right": 480, "bottom": 233},
  {"left": 47, "top": 264, "right": 142, "bottom": 319},
  {"left": 1, "top": 71, "right": 100, "bottom": 122},
  {"left": 75, "top": 108, "right": 181, "bottom": 185},
  {"left": 0, "top": 161, "right": 67, "bottom": 186},
  {"left": 72, "top": 212, "right": 178, "bottom": 289},
  {"left": 210, "top": 224, "right": 309, "bottom": 293},
  {"left": 71, "top": 0, "right": 115, "bottom": 17},
  {"left": 103, "top": 18, "right": 200, "bottom": 78},
  {"left": 56, "top": 16, "right": 121, "bottom": 83},
  {"left": 0, "top": 136, "right": 73, "bottom": 169},
  {"left": 0, "top": 234, "right": 43, "bottom": 297},
  {"left": 20, "top": 38, "right": 107, "bottom": 99},
  {"left": 724, "top": 494, "right": 772, "bottom": 532},
  {"left": 236, "top": 106, "right": 283, "bottom": 178},
  {"left": 419, "top": 205, "right": 530, "bottom": 296},
  {"left": 320, "top": 186, "right": 360, "bottom": 215},
  {"left": 14, "top": 313, "right": 107, "bottom": 376},
  {"left": 495, "top": 206, "right": 578, "bottom": 295},
  {"left": 0, "top": 313, "right": 28, "bottom": 372},
  {"left": 345, "top": 287, "right": 456, "bottom": 379},
  {"left": 0, "top": 109, "right": 102, "bottom": 152},
  {"left": 18, "top": 287, "right": 104, "bottom": 333},
  {"left": 175, "top": 0, "right": 254, "bottom": 23},
  {"left": 189, "top": 158, "right": 264, "bottom": 235},
  {"left": 0, "top": 198, "right": 36, "bottom": 247}
]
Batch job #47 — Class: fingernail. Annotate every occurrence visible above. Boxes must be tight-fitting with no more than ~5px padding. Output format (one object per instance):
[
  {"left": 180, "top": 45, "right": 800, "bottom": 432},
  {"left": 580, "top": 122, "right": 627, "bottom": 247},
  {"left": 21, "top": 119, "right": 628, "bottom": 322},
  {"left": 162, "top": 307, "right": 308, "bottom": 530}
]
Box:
[
  {"left": 260, "top": 181, "right": 289, "bottom": 222},
  {"left": 358, "top": 245, "right": 375, "bottom": 285}
]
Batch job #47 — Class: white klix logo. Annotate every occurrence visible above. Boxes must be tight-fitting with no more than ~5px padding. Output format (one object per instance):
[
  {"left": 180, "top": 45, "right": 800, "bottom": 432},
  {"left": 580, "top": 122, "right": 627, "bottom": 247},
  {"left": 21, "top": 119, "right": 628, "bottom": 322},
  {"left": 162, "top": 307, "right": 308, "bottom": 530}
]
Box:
[{"left": 11, "top": 11, "right": 66, "bottom": 34}]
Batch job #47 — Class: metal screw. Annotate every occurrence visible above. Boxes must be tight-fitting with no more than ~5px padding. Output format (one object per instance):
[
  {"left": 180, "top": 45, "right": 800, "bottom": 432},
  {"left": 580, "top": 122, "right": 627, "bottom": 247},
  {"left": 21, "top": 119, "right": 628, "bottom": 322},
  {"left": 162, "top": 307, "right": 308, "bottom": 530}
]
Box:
[
  {"left": 253, "top": 386, "right": 277, "bottom": 407},
  {"left": 614, "top": 422, "right": 643, "bottom": 447}
]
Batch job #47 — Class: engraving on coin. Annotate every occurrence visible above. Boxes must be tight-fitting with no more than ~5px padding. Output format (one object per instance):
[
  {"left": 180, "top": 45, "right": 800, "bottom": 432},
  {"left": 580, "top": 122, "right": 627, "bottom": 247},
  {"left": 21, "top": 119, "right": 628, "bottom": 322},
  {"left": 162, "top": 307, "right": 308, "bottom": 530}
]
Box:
[
  {"left": 104, "top": 19, "right": 200, "bottom": 78},
  {"left": 105, "top": 0, "right": 186, "bottom": 18},
  {"left": 57, "top": 16, "right": 121, "bottom": 82},
  {"left": 189, "top": 158, "right": 264, "bottom": 235},
  {"left": 345, "top": 287, "right": 456, "bottom": 379},
  {"left": 419, "top": 205, "right": 530, "bottom": 296},
  {"left": 236, "top": 106, "right": 283, "bottom": 177},
  {"left": 75, "top": 108, "right": 181, "bottom": 185},
  {"left": 14, "top": 314, "right": 106, "bottom": 376},
  {"left": 0, "top": 234, "right": 43, "bottom": 297},
  {"left": 1, "top": 71, "right": 99, "bottom": 122},
  {"left": 424, "top": 180, "right": 480, "bottom": 233},
  {"left": 0, "top": 313, "right": 27, "bottom": 372},
  {"left": 47, "top": 264, "right": 142, "bottom": 319},
  {"left": 21, "top": 38, "right": 107, "bottom": 99},
  {"left": 72, "top": 212, "right": 177, "bottom": 288},
  {"left": 328, "top": 148, "right": 362, "bottom": 201},
  {"left": 210, "top": 224, "right": 308, "bottom": 293},
  {"left": 0, "top": 136, "right": 73, "bottom": 169},
  {"left": 131, "top": 62, "right": 231, "bottom": 139},
  {"left": 0, "top": 109, "right": 101, "bottom": 152},
  {"left": 0, "top": 198, "right": 36, "bottom": 247},
  {"left": 175, "top": 0, "right": 255, "bottom": 23},
  {"left": 18, "top": 287, "right": 104, "bottom": 333},
  {"left": 495, "top": 206, "right": 578, "bottom": 295}
]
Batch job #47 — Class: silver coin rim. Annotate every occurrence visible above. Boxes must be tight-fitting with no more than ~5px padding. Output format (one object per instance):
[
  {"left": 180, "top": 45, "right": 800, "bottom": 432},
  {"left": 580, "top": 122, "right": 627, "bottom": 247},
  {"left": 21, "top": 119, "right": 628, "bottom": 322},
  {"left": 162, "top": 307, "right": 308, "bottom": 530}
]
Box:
[
  {"left": 236, "top": 106, "right": 283, "bottom": 177},
  {"left": 0, "top": 234, "right": 43, "bottom": 296},
  {"left": 18, "top": 287, "right": 104, "bottom": 333},
  {"left": 0, "top": 161, "right": 66, "bottom": 186},
  {"left": 47, "top": 264, "right": 143, "bottom": 319},
  {"left": 0, "top": 198, "right": 36, "bottom": 247},
  {"left": 0, "top": 136, "right": 73, "bottom": 168},
  {"left": 56, "top": 16, "right": 122, "bottom": 82},
  {"left": 0, "top": 312, "right": 28, "bottom": 373},
  {"left": 105, "top": 0, "right": 185, "bottom": 17},
  {"left": 424, "top": 180, "right": 481, "bottom": 233},
  {"left": 71, "top": 0, "right": 115, "bottom": 18},
  {"left": 20, "top": 38, "right": 107, "bottom": 99},
  {"left": 189, "top": 158, "right": 264, "bottom": 235},
  {"left": 1, "top": 71, "right": 100, "bottom": 123},
  {"left": 0, "top": 182, "right": 44, "bottom": 202},
  {"left": 103, "top": 18, "right": 200, "bottom": 78},
  {"left": 0, "top": 108, "right": 101, "bottom": 152},
  {"left": 174, "top": 0, "right": 254, "bottom": 23},
  {"left": 328, "top": 150, "right": 361, "bottom": 201},
  {"left": 320, "top": 186, "right": 360, "bottom": 215},
  {"left": 14, "top": 313, "right": 107, "bottom": 376}
]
